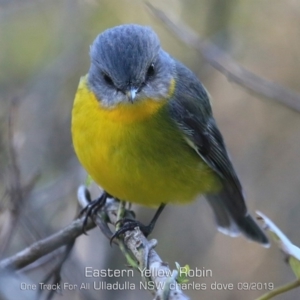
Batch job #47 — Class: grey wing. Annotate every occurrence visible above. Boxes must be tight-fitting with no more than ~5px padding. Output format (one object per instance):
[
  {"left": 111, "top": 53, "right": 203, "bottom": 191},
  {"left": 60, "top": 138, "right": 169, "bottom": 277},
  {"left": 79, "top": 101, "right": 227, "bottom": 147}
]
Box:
[
  {"left": 168, "top": 61, "right": 268, "bottom": 245},
  {"left": 169, "top": 93, "right": 246, "bottom": 215}
]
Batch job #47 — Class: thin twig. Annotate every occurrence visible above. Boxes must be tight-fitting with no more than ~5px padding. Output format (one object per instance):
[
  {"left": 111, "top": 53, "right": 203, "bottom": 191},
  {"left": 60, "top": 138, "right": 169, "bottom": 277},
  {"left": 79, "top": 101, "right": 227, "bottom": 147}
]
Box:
[
  {"left": 0, "top": 101, "right": 41, "bottom": 257},
  {"left": 7, "top": 99, "right": 22, "bottom": 206},
  {"left": 256, "top": 279, "right": 300, "bottom": 300},
  {"left": 146, "top": 3, "right": 300, "bottom": 113},
  {"left": 0, "top": 101, "right": 25, "bottom": 256},
  {"left": 37, "top": 239, "right": 76, "bottom": 300}
]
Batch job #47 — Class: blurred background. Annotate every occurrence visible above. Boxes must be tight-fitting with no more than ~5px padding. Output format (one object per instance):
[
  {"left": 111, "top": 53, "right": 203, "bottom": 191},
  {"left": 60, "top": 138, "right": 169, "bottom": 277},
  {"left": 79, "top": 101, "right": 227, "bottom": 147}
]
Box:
[{"left": 1, "top": 0, "right": 300, "bottom": 299}]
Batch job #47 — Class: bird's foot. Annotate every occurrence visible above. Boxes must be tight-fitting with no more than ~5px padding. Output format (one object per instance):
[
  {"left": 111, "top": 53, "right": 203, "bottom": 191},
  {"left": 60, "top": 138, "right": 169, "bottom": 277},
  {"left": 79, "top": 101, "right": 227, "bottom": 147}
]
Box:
[
  {"left": 80, "top": 190, "right": 111, "bottom": 234},
  {"left": 110, "top": 218, "right": 154, "bottom": 245}
]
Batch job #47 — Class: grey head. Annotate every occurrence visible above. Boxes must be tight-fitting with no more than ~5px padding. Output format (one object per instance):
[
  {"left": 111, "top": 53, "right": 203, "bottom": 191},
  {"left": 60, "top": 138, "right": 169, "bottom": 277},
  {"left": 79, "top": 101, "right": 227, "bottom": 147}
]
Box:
[{"left": 88, "top": 24, "right": 175, "bottom": 107}]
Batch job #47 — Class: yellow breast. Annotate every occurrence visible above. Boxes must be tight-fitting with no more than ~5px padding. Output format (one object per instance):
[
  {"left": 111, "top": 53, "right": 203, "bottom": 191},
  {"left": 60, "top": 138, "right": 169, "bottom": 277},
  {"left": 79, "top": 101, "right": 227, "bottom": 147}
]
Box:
[{"left": 71, "top": 76, "right": 220, "bottom": 206}]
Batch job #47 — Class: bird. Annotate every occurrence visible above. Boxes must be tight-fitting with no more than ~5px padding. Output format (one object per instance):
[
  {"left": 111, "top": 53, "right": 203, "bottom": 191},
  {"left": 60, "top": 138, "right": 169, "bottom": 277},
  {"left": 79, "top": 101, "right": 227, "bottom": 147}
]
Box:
[{"left": 71, "top": 24, "right": 269, "bottom": 246}]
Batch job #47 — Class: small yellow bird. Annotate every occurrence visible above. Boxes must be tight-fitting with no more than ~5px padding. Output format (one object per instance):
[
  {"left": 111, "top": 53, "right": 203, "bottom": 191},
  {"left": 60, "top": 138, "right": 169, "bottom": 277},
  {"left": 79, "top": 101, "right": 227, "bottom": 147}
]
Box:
[{"left": 72, "top": 24, "right": 268, "bottom": 246}]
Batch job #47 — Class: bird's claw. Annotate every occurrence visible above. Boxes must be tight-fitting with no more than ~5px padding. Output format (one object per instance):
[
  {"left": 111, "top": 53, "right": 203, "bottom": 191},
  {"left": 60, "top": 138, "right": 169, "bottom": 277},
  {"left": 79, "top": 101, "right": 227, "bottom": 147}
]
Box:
[{"left": 110, "top": 218, "right": 154, "bottom": 245}]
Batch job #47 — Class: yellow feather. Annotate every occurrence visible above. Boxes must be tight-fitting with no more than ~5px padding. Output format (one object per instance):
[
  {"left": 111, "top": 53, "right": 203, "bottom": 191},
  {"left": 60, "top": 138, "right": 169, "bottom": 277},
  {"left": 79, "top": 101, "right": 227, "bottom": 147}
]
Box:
[{"left": 71, "top": 76, "right": 221, "bottom": 207}]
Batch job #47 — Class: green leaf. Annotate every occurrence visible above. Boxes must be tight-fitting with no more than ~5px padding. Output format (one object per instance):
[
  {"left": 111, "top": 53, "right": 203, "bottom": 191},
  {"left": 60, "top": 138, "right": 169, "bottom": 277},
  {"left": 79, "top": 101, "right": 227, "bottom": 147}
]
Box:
[
  {"left": 85, "top": 175, "right": 93, "bottom": 187},
  {"left": 289, "top": 256, "right": 300, "bottom": 279},
  {"left": 175, "top": 262, "right": 190, "bottom": 283}
]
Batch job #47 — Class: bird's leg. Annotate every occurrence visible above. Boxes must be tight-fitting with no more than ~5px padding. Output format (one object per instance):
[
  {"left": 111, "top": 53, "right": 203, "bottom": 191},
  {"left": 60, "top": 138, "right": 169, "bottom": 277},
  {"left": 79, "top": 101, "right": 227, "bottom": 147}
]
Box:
[
  {"left": 110, "top": 203, "right": 166, "bottom": 244},
  {"left": 80, "top": 190, "right": 112, "bottom": 233}
]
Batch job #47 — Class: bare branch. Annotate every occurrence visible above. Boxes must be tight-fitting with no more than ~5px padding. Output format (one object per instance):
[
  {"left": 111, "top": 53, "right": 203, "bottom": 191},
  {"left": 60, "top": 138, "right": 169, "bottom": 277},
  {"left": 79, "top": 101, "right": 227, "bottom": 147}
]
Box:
[
  {"left": 1, "top": 187, "right": 190, "bottom": 300},
  {"left": 0, "top": 101, "right": 25, "bottom": 256},
  {"left": 256, "top": 279, "right": 300, "bottom": 300},
  {"left": 146, "top": 3, "right": 300, "bottom": 113},
  {"left": 0, "top": 217, "right": 95, "bottom": 270},
  {"left": 125, "top": 228, "right": 190, "bottom": 300},
  {"left": 77, "top": 186, "right": 190, "bottom": 300},
  {"left": 0, "top": 101, "right": 40, "bottom": 256},
  {"left": 255, "top": 211, "right": 300, "bottom": 299}
]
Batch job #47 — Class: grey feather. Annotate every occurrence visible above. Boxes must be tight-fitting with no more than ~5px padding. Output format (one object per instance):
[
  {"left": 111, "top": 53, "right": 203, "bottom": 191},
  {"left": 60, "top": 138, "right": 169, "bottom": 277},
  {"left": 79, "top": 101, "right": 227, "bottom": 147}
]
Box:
[
  {"left": 169, "top": 60, "right": 269, "bottom": 246},
  {"left": 88, "top": 24, "right": 175, "bottom": 107}
]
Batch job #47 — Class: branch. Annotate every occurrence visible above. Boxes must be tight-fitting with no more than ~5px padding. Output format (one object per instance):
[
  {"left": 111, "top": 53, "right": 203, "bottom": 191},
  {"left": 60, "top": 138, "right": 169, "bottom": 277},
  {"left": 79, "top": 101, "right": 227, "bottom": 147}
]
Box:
[
  {"left": 146, "top": 3, "right": 300, "bottom": 113},
  {"left": 0, "top": 186, "right": 190, "bottom": 300},
  {"left": 255, "top": 212, "right": 300, "bottom": 299},
  {"left": 256, "top": 279, "right": 300, "bottom": 300},
  {"left": 0, "top": 100, "right": 40, "bottom": 257},
  {"left": 0, "top": 217, "right": 95, "bottom": 270},
  {"left": 77, "top": 186, "right": 190, "bottom": 300},
  {"left": 0, "top": 100, "right": 24, "bottom": 256}
]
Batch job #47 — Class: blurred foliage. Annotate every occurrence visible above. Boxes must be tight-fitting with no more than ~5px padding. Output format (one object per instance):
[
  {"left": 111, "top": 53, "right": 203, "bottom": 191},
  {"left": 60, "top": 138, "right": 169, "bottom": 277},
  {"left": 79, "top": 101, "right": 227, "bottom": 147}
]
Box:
[{"left": 0, "top": 0, "right": 300, "bottom": 299}]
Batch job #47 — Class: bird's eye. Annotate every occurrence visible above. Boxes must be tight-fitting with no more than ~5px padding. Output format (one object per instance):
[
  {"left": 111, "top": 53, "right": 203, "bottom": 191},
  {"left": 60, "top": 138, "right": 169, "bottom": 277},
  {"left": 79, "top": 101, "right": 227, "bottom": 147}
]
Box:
[
  {"left": 146, "top": 63, "right": 155, "bottom": 80},
  {"left": 103, "top": 73, "right": 114, "bottom": 86}
]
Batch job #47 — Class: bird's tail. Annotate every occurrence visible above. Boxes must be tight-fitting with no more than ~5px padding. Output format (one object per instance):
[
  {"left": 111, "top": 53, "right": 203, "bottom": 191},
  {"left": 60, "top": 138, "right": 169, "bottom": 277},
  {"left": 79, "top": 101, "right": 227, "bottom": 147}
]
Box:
[{"left": 206, "top": 188, "right": 269, "bottom": 247}]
